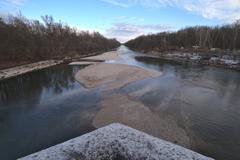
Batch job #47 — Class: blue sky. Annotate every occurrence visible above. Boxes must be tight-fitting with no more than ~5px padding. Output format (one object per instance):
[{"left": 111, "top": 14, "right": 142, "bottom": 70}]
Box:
[{"left": 1, "top": 0, "right": 240, "bottom": 42}]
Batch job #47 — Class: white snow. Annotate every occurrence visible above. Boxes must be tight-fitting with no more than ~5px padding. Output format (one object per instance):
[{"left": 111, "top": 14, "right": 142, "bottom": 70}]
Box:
[{"left": 18, "top": 123, "right": 214, "bottom": 160}]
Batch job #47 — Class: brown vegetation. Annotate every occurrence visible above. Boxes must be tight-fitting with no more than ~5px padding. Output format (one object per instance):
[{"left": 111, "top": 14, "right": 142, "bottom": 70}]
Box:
[
  {"left": 0, "top": 14, "right": 120, "bottom": 69},
  {"left": 125, "top": 20, "right": 240, "bottom": 53}
]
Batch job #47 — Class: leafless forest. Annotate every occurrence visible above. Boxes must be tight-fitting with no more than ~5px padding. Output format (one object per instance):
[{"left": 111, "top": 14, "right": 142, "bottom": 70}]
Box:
[
  {"left": 0, "top": 14, "right": 120, "bottom": 68},
  {"left": 126, "top": 20, "right": 240, "bottom": 53}
]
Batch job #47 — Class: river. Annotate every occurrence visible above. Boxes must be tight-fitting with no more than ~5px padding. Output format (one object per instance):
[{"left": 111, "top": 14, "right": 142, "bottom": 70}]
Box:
[{"left": 1, "top": 46, "right": 240, "bottom": 160}]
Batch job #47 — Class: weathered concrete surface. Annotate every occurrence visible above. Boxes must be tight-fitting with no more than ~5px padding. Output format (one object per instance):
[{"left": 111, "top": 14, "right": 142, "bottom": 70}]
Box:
[
  {"left": 0, "top": 60, "right": 63, "bottom": 81},
  {"left": 18, "top": 123, "right": 214, "bottom": 160},
  {"left": 75, "top": 63, "right": 162, "bottom": 90}
]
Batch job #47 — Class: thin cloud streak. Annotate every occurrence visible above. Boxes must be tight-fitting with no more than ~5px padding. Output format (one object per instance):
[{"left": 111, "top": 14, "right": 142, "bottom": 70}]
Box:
[
  {"left": 101, "top": 0, "right": 130, "bottom": 7},
  {"left": 104, "top": 22, "right": 173, "bottom": 43},
  {"left": 6, "top": 0, "right": 25, "bottom": 5},
  {"left": 101, "top": 0, "right": 178, "bottom": 8},
  {"left": 101, "top": 0, "right": 240, "bottom": 21}
]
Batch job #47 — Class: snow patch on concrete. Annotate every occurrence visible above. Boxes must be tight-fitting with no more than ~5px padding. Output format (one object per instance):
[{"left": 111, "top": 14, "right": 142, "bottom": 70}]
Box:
[{"left": 19, "top": 123, "right": 213, "bottom": 160}]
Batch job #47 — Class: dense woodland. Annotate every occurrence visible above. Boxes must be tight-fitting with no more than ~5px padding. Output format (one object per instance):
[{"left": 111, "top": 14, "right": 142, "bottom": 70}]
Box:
[
  {"left": 126, "top": 20, "right": 240, "bottom": 53},
  {"left": 0, "top": 14, "right": 120, "bottom": 68}
]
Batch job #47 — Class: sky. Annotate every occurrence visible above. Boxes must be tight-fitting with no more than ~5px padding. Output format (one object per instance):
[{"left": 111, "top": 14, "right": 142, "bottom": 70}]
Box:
[{"left": 1, "top": 0, "right": 240, "bottom": 42}]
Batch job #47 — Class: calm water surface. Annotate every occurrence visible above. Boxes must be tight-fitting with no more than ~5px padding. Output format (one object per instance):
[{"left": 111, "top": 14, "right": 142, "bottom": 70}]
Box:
[{"left": 1, "top": 46, "right": 240, "bottom": 160}]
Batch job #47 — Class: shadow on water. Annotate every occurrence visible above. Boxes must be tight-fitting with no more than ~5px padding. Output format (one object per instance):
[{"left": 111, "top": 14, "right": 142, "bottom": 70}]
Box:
[{"left": 0, "top": 65, "right": 100, "bottom": 160}]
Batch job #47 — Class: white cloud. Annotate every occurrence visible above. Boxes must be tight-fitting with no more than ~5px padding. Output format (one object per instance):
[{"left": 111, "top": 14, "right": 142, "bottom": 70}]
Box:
[
  {"left": 101, "top": 0, "right": 178, "bottom": 8},
  {"left": 0, "top": 0, "right": 26, "bottom": 14},
  {"left": 6, "top": 0, "right": 26, "bottom": 5},
  {"left": 117, "top": 16, "right": 145, "bottom": 22},
  {"left": 182, "top": 0, "right": 240, "bottom": 22},
  {"left": 101, "top": 0, "right": 131, "bottom": 7},
  {"left": 0, "top": 0, "right": 26, "bottom": 15},
  {"left": 104, "top": 22, "right": 172, "bottom": 42},
  {"left": 101, "top": 0, "right": 240, "bottom": 21}
]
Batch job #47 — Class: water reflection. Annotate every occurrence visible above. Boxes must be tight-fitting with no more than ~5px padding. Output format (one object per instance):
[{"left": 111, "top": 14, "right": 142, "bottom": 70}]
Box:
[
  {"left": 0, "top": 65, "right": 99, "bottom": 160},
  {"left": 129, "top": 54, "right": 240, "bottom": 160},
  {"left": 1, "top": 46, "right": 240, "bottom": 160},
  {"left": 0, "top": 65, "right": 82, "bottom": 107}
]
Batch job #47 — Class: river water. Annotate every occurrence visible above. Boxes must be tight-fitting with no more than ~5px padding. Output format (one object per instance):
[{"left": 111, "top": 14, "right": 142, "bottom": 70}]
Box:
[{"left": 1, "top": 46, "right": 240, "bottom": 160}]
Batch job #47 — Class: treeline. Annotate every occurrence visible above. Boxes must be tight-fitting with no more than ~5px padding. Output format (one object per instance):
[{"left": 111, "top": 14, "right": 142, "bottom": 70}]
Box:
[
  {"left": 0, "top": 14, "right": 120, "bottom": 63},
  {"left": 125, "top": 21, "right": 240, "bottom": 53}
]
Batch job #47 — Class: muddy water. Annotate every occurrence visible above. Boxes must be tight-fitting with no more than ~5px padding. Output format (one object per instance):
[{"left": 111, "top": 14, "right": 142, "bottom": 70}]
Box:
[{"left": 1, "top": 46, "right": 240, "bottom": 160}]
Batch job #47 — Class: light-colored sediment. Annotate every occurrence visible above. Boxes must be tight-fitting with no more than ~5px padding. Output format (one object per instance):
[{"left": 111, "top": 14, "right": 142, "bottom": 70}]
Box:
[
  {"left": 69, "top": 51, "right": 120, "bottom": 66},
  {"left": 75, "top": 63, "right": 162, "bottom": 90},
  {"left": 93, "top": 93, "right": 191, "bottom": 148},
  {"left": 81, "top": 51, "right": 120, "bottom": 61},
  {"left": 19, "top": 123, "right": 213, "bottom": 160},
  {"left": 0, "top": 60, "right": 63, "bottom": 81},
  {"left": 68, "top": 61, "right": 98, "bottom": 65}
]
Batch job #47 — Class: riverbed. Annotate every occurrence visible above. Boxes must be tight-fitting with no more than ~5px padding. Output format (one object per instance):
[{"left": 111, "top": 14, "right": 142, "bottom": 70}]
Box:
[{"left": 1, "top": 46, "right": 240, "bottom": 160}]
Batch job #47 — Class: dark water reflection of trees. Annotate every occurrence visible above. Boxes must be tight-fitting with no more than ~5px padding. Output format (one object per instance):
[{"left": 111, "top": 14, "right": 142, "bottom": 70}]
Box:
[{"left": 0, "top": 65, "right": 83, "bottom": 107}]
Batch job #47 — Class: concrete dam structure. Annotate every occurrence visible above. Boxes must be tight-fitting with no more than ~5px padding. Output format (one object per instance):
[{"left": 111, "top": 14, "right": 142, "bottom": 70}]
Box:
[{"left": 19, "top": 123, "right": 213, "bottom": 160}]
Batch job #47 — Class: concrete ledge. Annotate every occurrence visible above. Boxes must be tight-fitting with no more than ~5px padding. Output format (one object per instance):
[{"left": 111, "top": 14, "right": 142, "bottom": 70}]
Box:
[
  {"left": 0, "top": 60, "right": 63, "bottom": 81},
  {"left": 19, "top": 123, "right": 214, "bottom": 160}
]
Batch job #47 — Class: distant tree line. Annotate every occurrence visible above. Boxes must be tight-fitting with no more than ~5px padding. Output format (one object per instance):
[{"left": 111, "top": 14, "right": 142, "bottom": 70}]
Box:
[
  {"left": 0, "top": 14, "right": 120, "bottom": 65},
  {"left": 125, "top": 20, "right": 240, "bottom": 53}
]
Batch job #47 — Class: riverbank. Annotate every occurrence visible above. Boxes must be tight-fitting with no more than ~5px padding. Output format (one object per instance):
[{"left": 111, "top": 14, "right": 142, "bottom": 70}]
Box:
[
  {"left": 68, "top": 51, "right": 121, "bottom": 65},
  {"left": 0, "top": 60, "right": 63, "bottom": 81},
  {"left": 80, "top": 50, "right": 121, "bottom": 61},
  {"left": 130, "top": 49, "right": 240, "bottom": 71},
  {"left": 0, "top": 49, "right": 119, "bottom": 81}
]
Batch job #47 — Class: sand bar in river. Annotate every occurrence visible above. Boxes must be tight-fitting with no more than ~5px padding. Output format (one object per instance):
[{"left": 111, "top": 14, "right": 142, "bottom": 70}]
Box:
[{"left": 75, "top": 63, "right": 162, "bottom": 90}]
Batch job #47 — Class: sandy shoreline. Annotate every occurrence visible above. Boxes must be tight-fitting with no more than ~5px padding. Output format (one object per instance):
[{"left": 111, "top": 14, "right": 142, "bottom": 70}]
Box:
[
  {"left": 68, "top": 51, "right": 121, "bottom": 66},
  {"left": 0, "top": 60, "right": 63, "bottom": 81},
  {"left": 0, "top": 50, "right": 119, "bottom": 81},
  {"left": 80, "top": 51, "right": 121, "bottom": 61},
  {"left": 68, "top": 61, "right": 99, "bottom": 65}
]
